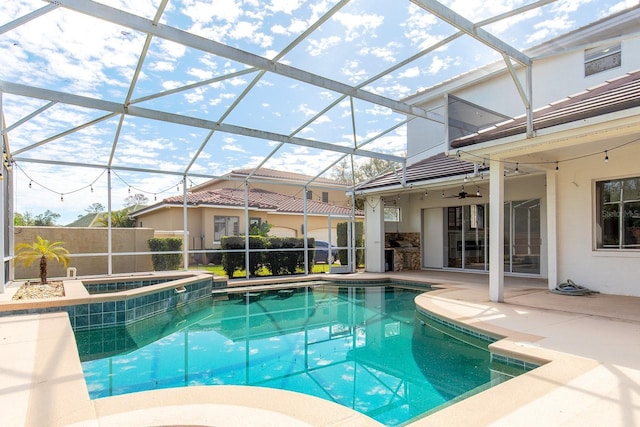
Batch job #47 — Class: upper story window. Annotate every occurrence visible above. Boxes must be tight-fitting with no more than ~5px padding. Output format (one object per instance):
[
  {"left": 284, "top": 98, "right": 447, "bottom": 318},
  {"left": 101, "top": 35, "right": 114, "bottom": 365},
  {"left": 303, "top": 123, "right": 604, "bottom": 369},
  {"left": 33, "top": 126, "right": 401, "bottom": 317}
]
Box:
[
  {"left": 585, "top": 42, "right": 621, "bottom": 76},
  {"left": 596, "top": 176, "right": 640, "bottom": 249},
  {"left": 322, "top": 191, "right": 329, "bottom": 203}
]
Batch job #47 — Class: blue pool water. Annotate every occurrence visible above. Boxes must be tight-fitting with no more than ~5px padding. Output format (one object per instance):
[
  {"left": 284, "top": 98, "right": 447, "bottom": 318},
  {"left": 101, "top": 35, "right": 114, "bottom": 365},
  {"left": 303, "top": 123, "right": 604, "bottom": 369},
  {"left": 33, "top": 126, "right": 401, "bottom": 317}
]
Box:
[{"left": 75, "top": 283, "right": 527, "bottom": 426}]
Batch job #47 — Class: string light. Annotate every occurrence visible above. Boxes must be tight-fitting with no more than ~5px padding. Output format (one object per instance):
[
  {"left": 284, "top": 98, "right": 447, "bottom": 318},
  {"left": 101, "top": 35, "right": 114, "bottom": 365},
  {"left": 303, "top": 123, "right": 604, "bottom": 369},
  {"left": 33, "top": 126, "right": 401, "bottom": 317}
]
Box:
[
  {"left": 515, "top": 163, "right": 519, "bottom": 174},
  {"left": 604, "top": 151, "right": 609, "bottom": 163},
  {"left": 60, "top": 194, "right": 64, "bottom": 202},
  {"left": 90, "top": 185, "right": 94, "bottom": 193},
  {"left": 555, "top": 162, "right": 559, "bottom": 172},
  {"left": 28, "top": 181, "right": 32, "bottom": 188},
  {"left": 154, "top": 194, "right": 157, "bottom": 201},
  {"left": 476, "top": 186, "right": 481, "bottom": 197}
]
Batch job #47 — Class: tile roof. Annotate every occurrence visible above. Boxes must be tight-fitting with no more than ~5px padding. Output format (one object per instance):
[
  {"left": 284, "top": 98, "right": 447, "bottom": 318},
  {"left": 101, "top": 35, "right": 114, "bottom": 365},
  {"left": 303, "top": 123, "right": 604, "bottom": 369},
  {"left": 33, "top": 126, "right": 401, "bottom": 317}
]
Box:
[
  {"left": 153, "top": 188, "right": 362, "bottom": 216},
  {"left": 229, "top": 168, "right": 343, "bottom": 186},
  {"left": 356, "top": 152, "right": 484, "bottom": 190},
  {"left": 451, "top": 69, "right": 640, "bottom": 148}
]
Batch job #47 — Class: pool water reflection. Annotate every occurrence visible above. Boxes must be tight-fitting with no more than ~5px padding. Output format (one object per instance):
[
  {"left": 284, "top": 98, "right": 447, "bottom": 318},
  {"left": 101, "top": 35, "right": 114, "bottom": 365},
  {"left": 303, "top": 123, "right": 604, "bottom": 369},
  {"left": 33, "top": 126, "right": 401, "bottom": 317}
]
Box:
[{"left": 76, "top": 284, "right": 526, "bottom": 426}]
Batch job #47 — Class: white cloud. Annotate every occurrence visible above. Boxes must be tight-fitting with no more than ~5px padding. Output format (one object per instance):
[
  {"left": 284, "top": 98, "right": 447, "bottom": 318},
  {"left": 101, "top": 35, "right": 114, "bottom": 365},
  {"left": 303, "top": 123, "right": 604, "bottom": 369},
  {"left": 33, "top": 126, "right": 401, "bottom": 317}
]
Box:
[
  {"left": 182, "top": 0, "right": 243, "bottom": 24},
  {"left": 526, "top": 15, "right": 574, "bottom": 44},
  {"left": 359, "top": 45, "right": 396, "bottom": 63},
  {"left": 604, "top": 0, "right": 638, "bottom": 14},
  {"left": 307, "top": 36, "right": 342, "bottom": 56},
  {"left": 341, "top": 60, "right": 368, "bottom": 84},
  {"left": 426, "top": 55, "right": 452, "bottom": 75},
  {"left": 149, "top": 61, "right": 176, "bottom": 72},
  {"left": 298, "top": 104, "right": 317, "bottom": 117},
  {"left": 187, "top": 67, "right": 214, "bottom": 80},
  {"left": 268, "top": 0, "right": 304, "bottom": 15},
  {"left": 334, "top": 12, "right": 384, "bottom": 42},
  {"left": 398, "top": 66, "right": 420, "bottom": 79}
]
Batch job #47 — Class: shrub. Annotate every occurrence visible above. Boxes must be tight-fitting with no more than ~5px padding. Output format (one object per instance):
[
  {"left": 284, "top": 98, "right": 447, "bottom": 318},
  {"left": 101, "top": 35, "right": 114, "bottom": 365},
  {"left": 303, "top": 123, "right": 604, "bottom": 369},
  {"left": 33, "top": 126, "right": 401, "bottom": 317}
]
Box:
[
  {"left": 337, "top": 222, "right": 364, "bottom": 266},
  {"left": 148, "top": 238, "right": 183, "bottom": 271}
]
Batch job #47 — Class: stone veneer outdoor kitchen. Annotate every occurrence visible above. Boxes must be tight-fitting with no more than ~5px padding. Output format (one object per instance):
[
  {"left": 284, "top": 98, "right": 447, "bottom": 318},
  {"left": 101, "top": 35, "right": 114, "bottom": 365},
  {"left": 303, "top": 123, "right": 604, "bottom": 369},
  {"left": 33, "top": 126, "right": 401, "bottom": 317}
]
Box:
[{"left": 384, "top": 232, "right": 421, "bottom": 271}]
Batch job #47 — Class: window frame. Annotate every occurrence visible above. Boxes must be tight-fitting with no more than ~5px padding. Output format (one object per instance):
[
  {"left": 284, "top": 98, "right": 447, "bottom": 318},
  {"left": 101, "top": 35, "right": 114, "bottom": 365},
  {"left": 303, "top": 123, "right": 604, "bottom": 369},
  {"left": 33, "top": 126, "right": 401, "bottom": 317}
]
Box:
[
  {"left": 584, "top": 42, "right": 621, "bottom": 76},
  {"left": 384, "top": 206, "right": 401, "bottom": 222},
  {"left": 595, "top": 176, "right": 640, "bottom": 250},
  {"left": 214, "top": 215, "right": 240, "bottom": 242}
]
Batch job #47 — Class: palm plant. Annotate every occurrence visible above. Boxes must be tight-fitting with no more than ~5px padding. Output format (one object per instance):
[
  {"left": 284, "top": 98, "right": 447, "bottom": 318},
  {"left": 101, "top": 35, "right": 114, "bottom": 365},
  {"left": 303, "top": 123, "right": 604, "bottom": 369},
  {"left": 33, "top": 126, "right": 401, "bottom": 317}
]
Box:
[{"left": 14, "top": 236, "right": 71, "bottom": 284}]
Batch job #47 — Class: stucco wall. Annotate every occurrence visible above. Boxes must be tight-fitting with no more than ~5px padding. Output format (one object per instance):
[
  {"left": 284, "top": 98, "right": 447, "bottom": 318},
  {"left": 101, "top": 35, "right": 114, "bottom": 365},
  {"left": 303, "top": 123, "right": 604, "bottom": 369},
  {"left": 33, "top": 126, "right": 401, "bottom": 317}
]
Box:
[
  {"left": 14, "top": 226, "right": 154, "bottom": 280},
  {"left": 407, "top": 36, "right": 640, "bottom": 164},
  {"left": 555, "top": 144, "right": 640, "bottom": 296}
]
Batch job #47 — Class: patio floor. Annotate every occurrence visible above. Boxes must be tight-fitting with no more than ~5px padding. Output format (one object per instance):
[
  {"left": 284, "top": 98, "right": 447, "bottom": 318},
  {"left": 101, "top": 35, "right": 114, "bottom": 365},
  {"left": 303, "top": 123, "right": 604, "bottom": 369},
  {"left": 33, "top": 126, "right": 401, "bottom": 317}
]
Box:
[{"left": 1, "top": 270, "right": 639, "bottom": 426}]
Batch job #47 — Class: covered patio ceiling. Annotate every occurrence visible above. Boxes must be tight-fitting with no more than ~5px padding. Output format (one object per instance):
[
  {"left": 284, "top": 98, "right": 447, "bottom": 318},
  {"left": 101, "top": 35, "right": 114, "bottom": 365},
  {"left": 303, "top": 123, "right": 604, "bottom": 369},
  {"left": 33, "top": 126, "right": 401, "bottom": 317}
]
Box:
[{"left": 1, "top": 0, "right": 632, "bottom": 223}]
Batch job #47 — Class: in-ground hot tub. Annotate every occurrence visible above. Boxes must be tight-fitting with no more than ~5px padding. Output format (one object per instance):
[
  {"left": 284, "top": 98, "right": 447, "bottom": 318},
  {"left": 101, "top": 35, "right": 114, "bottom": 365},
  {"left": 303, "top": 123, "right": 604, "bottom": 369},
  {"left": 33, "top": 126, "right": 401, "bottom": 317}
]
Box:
[{"left": 0, "top": 272, "right": 227, "bottom": 332}]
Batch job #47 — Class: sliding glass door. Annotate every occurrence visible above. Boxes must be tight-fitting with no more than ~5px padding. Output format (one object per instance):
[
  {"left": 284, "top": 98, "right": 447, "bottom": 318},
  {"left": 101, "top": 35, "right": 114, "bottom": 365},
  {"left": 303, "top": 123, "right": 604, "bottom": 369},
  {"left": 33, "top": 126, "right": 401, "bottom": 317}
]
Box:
[
  {"left": 444, "top": 200, "right": 540, "bottom": 274},
  {"left": 444, "top": 205, "right": 486, "bottom": 270}
]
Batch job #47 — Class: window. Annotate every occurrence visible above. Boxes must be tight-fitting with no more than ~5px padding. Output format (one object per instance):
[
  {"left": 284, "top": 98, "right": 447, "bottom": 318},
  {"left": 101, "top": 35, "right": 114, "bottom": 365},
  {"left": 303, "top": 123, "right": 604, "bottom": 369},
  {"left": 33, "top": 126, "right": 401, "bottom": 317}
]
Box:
[
  {"left": 214, "top": 216, "right": 239, "bottom": 241},
  {"left": 306, "top": 190, "right": 313, "bottom": 200},
  {"left": 384, "top": 207, "right": 400, "bottom": 222},
  {"left": 585, "top": 42, "right": 621, "bottom": 76},
  {"left": 596, "top": 177, "right": 640, "bottom": 249},
  {"left": 322, "top": 191, "right": 329, "bottom": 203}
]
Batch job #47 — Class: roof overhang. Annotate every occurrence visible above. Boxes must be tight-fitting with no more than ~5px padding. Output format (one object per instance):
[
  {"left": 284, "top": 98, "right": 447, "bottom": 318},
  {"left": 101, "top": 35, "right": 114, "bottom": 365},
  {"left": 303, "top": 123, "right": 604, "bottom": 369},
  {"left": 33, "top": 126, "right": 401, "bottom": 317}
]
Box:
[{"left": 456, "top": 106, "right": 640, "bottom": 165}]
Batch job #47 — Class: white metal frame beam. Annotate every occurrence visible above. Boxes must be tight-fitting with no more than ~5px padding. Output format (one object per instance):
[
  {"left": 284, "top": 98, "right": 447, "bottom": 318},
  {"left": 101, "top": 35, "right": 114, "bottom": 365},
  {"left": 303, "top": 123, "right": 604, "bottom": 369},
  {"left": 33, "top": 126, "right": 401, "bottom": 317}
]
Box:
[
  {"left": 44, "top": 0, "right": 431, "bottom": 120},
  {"left": 1, "top": 81, "right": 405, "bottom": 164}
]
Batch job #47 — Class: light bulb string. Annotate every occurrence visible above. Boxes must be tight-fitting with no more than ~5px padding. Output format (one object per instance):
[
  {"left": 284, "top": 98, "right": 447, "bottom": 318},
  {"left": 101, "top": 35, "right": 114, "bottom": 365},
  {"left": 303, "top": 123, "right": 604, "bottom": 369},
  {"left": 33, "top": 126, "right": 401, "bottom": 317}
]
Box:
[
  {"left": 15, "top": 163, "right": 185, "bottom": 199},
  {"left": 15, "top": 163, "right": 107, "bottom": 196},
  {"left": 111, "top": 169, "right": 184, "bottom": 197},
  {"left": 455, "top": 134, "right": 640, "bottom": 169}
]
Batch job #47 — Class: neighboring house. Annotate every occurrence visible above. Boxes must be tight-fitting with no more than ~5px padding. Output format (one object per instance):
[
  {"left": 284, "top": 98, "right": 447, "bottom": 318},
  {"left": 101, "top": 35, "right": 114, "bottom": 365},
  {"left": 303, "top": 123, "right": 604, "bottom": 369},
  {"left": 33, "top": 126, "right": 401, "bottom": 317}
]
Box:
[
  {"left": 357, "top": 7, "right": 640, "bottom": 298},
  {"left": 191, "top": 167, "right": 351, "bottom": 208},
  {"left": 130, "top": 187, "right": 362, "bottom": 260},
  {"left": 66, "top": 212, "right": 103, "bottom": 227}
]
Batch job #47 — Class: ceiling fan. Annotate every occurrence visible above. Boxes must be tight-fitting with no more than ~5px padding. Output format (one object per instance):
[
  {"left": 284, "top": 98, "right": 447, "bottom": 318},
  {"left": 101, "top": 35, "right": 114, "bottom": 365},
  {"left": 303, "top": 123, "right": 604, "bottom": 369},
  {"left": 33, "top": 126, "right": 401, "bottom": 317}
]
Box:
[{"left": 444, "top": 186, "right": 482, "bottom": 199}]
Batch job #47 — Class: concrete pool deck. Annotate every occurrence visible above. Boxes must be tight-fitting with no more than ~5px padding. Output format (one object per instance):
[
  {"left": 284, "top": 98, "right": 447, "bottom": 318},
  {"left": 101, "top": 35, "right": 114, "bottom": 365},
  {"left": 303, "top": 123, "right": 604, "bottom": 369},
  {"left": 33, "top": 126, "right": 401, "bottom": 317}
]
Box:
[{"left": 1, "top": 270, "right": 639, "bottom": 426}]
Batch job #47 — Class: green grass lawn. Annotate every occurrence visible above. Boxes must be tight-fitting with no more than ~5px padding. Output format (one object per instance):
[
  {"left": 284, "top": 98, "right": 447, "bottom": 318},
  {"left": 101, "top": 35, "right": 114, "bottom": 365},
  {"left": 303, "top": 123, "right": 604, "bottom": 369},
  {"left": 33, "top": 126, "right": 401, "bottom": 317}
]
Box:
[{"left": 190, "top": 262, "right": 338, "bottom": 277}]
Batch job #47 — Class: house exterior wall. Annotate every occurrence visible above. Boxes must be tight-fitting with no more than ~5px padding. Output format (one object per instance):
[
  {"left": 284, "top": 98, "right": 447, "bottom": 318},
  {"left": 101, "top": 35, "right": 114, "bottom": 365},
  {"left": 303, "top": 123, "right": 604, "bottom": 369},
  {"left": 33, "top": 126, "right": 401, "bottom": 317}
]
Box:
[
  {"left": 407, "top": 36, "right": 640, "bottom": 164},
  {"left": 390, "top": 27, "right": 640, "bottom": 296},
  {"left": 556, "top": 144, "right": 640, "bottom": 296},
  {"left": 135, "top": 206, "right": 359, "bottom": 252}
]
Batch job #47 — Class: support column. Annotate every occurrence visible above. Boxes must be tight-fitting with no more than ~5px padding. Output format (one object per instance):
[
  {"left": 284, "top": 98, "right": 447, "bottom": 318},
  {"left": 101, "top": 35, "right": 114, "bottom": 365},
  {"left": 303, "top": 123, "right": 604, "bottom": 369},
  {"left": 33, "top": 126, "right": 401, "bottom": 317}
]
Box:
[
  {"left": 364, "top": 195, "right": 385, "bottom": 273},
  {"left": 546, "top": 169, "right": 558, "bottom": 290},
  {"left": 489, "top": 160, "right": 504, "bottom": 302}
]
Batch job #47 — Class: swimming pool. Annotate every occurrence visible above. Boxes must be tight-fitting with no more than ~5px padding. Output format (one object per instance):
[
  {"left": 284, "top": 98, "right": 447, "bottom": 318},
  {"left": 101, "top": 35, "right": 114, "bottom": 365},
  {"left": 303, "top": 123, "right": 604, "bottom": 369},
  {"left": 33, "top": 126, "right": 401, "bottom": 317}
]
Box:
[{"left": 75, "top": 283, "right": 530, "bottom": 426}]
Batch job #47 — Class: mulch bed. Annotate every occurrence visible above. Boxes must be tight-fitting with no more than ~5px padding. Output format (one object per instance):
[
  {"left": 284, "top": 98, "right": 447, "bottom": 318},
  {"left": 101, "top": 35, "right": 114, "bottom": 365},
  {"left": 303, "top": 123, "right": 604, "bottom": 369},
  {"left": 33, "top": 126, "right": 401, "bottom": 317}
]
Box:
[{"left": 12, "top": 281, "right": 65, "bottom": 300}]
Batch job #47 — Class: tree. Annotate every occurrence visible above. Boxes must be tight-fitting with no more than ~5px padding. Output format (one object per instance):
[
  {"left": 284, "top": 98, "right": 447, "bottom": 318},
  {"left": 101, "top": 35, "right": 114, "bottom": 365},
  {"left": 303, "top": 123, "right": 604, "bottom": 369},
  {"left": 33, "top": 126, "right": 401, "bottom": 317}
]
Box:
[
  {"left": 332, "top": 158, "right": 396, "bottom": 209},
  {"left": 14, "top": 236, "right": 71, "bottom": 284},
  {"left": 85, "top": 203, "right": 105, "bottom": 213},
  {"left": 332, "top": 158, "right": 395, "bottom": 185},
  {"left": 14, "top": 211, "right": 34, "bottom": 226},
  {"left": 249, "top": 221, "right": 272, "bottom": 237},
  {"left": 96, "top": 209, "right": 136, "bottom": 228},
  {"left": 125, "top": 193, "right": 149, "bottom": 209},
  {"left": 33, "top": 210, "right": 61, "bottom": 226},
  {"left": 14, "top": 210, "right": 60, "bottom": 226}
]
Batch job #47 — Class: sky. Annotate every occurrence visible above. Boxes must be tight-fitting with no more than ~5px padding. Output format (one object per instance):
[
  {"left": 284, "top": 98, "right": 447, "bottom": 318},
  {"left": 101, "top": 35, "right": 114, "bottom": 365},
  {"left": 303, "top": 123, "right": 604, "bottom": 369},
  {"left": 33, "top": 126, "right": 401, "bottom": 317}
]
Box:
[{"left": 1, "top": 0, "right": 637, "bottom": 224}]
